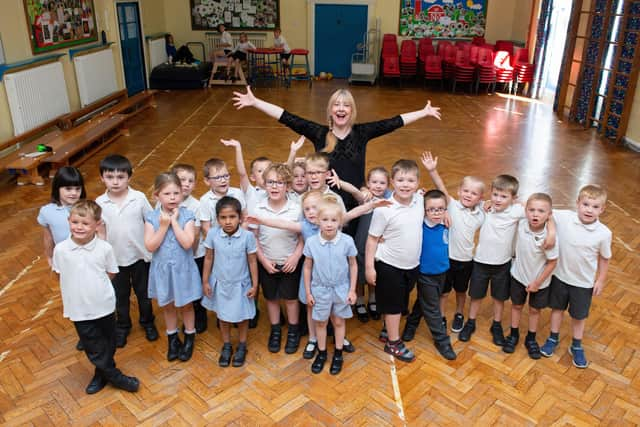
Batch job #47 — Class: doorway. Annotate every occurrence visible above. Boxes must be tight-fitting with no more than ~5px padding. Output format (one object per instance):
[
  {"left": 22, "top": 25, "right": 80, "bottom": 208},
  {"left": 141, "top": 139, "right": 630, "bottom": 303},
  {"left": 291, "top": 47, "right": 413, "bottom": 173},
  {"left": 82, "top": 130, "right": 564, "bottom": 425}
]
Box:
[
  {"left": 117, "top": 2, "right": 146, "bottom": 96},
  {"left": 539, "top": 0, "right": 571, "bottom": 103},
  {"left": 314, "top": 4, "right": 368, "bottom": 78}
]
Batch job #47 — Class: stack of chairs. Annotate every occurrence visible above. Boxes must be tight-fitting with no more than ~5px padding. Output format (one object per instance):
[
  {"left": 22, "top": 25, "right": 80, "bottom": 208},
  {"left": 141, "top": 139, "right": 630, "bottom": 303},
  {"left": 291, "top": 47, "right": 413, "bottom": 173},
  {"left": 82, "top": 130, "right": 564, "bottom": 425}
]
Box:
[
  {"left": 380, "top": 34, "right": 400, "bottom": 84},
  {"left": 424, "top": 54, "right": 443, "bottom": 89},
  {"left": 494, "top": 50, "right": 515, "bottom": 93},
  {"left": 417, "top": 38, "right": 435, "bottom": 76},
  {"left": 475, "top": 47, "right": 496, "bottom": 94},
  {"left": 400, "top": 40, "right": 418, "bottom": 81},
  {"left": 441, "top": 43, "right": 457, "bottom": 81},
  {"left": 495, "top": 40, "right": 515, "bottom": 58},
  {"left": 452, "top": 48, "right": 475, "bottom": 93},
  {"left": 512, "top": 47, "right": 535, "bottom": 95}
]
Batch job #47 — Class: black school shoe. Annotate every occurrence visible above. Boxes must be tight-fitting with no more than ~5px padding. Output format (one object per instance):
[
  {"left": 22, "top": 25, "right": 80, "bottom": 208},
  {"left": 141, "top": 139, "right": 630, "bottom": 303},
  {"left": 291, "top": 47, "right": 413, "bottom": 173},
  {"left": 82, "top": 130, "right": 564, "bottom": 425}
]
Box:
[
  {"left": 115, "top": 330, "right": 129, "bottom": 348},
  {"left": 144, "top": 324, "right": 159, "bottom": 341},
  {"left": 402, "top": 324, "right": 417, "bottom": 342},
  {"left": 502, "top": 335, "right": 519, "bottom": 354},
  {"left": 85, "top": 373, "right": 107, "bottom": 395},
  {"left": 368, "top": 302, "right": 381, "bottom": 320},
  {"left": 218, "top": 343, "right": 233, "bottom": 367},
  {"left": 268, "top": 325, "right": 282, "bottom": 353},
  {"left": 232, "top": 343, "right": 247, "bottom": 367},
  {"left": 76, "top": 339, "right": 84, "bottom": 351},
  {"left": 341, "top": 337, "right": 356, "bottom": 353},
  {"left": 311, "top": 351, "right": 327, "bottom": 374},
  {"left": 458, "top": 321, "right": 476, "bottom": 342},
  {"left": 110, "top": 374, "right": 140, "bottom": 392},
  {"left": 525, "top": 339, "right": 542, "bottom": 360},
  {"left": 355, "top": 304, "right": 369, "bottom": 323},
  {"left": 303, "top": 340, "right": 317, "bottom": 359},
  {"left": 490, "top": 323, "right": 506, "bottom": 346},
  {"left": 167, "top": 332, "right": 183, "bottom": 361},
  {"left": 435, "top": 343, "right": 457, "bottom": 360},
  {"left": 330, "top": 352, "right": 344, "bottom": 375},
  {"left": 284, "top": 325, "right": 300, "bottom": 354}
]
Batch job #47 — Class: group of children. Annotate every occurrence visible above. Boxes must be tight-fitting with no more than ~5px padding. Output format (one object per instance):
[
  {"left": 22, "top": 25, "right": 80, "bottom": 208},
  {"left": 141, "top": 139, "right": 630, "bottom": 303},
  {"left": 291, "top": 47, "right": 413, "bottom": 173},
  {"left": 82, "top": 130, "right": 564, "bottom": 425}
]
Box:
[{"left": 39, "top": 138, "right": 611, "bottom": 395}]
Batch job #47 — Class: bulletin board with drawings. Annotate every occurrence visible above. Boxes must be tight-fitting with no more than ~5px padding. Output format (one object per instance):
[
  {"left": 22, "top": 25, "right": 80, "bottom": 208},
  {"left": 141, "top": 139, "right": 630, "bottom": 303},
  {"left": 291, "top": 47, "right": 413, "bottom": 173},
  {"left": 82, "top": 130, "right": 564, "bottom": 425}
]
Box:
[{"left": 190, "top": 0, "right": 280, "bottom": 31}]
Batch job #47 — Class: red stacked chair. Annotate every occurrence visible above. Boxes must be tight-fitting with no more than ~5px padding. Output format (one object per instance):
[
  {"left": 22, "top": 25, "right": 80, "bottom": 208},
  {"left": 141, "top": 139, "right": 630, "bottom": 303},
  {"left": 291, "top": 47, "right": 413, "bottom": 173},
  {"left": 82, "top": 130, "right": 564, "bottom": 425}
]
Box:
[
  {"left": 380, "top": 34, "right": 400, "bottom": 84},
  {"left": 399, "top": 40, "right": 418, "bottom": 79},
  {"left": 424, "top": 54, "right": 443, "bottom": 89},
  {"left": 471, "top": 36, "right": 486, "bottom": 46},
  {"left": 512, "top": 47, "right": 535, "bottom": 95},
  {"left": 475, "top": 47, "right": 496, "bottom": 94},
  {"left": 470, "top": 45, "right": 480, "bottom": 66},
  {"left": 494, "top": 50, "right": 514, "bottom": 92},
  {"left": 494, "top": 40, "right": 515, "bottom": 58},
  {"left": 442, "top": 44, "right": 458, "bottom": 81},
  {"left": 418, "top": 37, "right": 435, "bottom": 73},
  {"left": 452, "top": 48, "right": 475, "bottom": 93},
  {"left": 436, "top": 40, "right": 453, "bottom": 55}
]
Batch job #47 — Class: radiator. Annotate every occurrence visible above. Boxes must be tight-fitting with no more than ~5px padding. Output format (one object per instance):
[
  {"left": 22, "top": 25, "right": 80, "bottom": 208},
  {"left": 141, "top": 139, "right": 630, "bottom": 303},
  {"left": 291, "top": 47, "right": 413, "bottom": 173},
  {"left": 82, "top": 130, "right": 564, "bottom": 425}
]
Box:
[
  {"left": 4, "top": 62, "right": 71, "bottom": 136},
  {"left": 205, "top": 32, "right": 266, "bottom": 58},
  {"left": 74, "top": 48, "right": 118, "bottom": 107},
  {"left": 148, "top": 37, "right": 167, "bottom": 69}
]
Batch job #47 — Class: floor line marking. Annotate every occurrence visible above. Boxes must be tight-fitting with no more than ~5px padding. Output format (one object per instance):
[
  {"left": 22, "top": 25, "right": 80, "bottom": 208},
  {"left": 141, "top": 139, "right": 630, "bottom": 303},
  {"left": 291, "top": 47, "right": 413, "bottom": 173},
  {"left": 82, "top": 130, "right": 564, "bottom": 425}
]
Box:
[
  {"left": 0, "top": 351, "right": 10, "bottom": 363},
  {"left": 388, "top": 355, "right": 407, "bottom": 426},
  {"left": 0, "top": 256, "right": 40, "bottom": 298},
  {"left": 136, "top": 95, "right": 212, "bottom": 168},
  {"left": 608, "top": 200, "right": 640, "bottom": 224}
]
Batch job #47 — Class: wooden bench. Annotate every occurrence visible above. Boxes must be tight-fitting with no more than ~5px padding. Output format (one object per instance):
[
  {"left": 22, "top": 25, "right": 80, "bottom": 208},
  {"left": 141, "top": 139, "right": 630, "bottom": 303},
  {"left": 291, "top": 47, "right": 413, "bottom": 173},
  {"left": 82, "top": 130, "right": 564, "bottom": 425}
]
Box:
[{"left": 1, "top": 89, "right": 157, "bottom": 185}]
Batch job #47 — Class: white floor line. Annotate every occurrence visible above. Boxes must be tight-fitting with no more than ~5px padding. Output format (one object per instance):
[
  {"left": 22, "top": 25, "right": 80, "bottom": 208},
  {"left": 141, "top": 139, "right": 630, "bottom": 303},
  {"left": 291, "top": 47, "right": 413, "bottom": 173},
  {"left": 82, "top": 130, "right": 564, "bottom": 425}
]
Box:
[
  {"left": 608, "top": 200, "right": 640, "bottom": 224},
  {"left": 388, "top": 355, "right": 407, "bottom": 425},
  {"left": 0, "top": 350, "right": 10, "bottom": 363},
  {"left": 136, "top": 95, "right": 212, "bottom": 169},
  {"left": 0, "top": 256, "right": 40, "bottom": 298},
  {"left": 614, "top": 236, "right": 634, "bottom": 252}
]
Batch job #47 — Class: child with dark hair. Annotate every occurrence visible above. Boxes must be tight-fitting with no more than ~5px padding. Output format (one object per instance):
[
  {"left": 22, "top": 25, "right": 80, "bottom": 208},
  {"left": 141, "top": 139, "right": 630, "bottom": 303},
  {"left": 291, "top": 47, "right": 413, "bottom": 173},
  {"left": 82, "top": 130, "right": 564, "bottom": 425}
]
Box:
[
  {"left": 96, "top": 154, "right": 158, "bottom": 349},
  {"left": 201, "top": 196, "right": 259, "bottom": 367}
]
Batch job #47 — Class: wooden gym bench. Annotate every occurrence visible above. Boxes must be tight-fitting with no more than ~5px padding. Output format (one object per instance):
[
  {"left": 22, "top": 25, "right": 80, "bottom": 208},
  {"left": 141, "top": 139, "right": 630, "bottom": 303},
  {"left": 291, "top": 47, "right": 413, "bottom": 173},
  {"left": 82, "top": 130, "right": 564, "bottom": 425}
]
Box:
[{"left": 0, "top": 89, "right": 155, "bottom": 185}]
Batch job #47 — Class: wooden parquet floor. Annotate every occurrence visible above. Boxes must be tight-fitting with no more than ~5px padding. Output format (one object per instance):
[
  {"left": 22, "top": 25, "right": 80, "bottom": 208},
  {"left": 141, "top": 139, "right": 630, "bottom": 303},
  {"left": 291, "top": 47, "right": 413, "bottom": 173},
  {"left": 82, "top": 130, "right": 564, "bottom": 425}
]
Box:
[{"left": 0, "top": 82, "right": 639, "bottom": 426}]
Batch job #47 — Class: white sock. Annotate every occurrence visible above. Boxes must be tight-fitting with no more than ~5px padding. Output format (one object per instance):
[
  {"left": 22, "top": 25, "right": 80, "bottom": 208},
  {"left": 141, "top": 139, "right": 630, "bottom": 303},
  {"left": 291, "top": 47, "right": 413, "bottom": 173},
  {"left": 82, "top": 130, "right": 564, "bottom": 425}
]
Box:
[
  {"left": 184, "top": 328, "right": 196, "bottom": 334},
  {"left": 166, "top": 329, "right": 178, "bottom": 335}
]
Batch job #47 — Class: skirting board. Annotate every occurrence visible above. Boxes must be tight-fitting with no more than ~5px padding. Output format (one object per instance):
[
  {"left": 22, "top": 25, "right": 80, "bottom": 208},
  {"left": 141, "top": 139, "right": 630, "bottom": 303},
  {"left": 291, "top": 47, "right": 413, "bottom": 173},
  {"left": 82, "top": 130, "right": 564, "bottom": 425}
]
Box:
[{"left": 623, "top": 136, "right": 640, "bottom": 152}]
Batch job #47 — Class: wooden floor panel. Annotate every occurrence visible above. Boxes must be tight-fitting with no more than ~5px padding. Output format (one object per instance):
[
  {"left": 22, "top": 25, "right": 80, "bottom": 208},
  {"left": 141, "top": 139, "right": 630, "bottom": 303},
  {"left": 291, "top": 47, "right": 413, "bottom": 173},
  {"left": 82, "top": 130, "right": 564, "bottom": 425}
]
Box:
[{"left": 0, "top": 82, "right": 639, "bottom": 425}]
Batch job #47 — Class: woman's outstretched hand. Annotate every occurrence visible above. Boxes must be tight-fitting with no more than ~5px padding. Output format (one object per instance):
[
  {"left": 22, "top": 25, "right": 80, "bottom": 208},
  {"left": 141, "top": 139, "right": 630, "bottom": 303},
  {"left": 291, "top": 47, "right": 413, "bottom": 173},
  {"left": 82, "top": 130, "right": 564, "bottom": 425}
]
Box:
[
  {"left": 232, "top": 85, "right": 256, "bottom": 109},
  {"left": 423, "top": 101, "right": 441, "bottom": 120}
]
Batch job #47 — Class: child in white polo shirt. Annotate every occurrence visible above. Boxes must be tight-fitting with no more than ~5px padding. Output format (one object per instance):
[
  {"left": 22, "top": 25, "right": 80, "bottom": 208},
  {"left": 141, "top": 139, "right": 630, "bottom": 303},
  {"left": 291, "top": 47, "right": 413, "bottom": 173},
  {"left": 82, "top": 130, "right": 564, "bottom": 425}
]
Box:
[
  {"left": 421, "top": 151, "right": 485, "bottom": 333},
  {"left": 540, "top": 185, "right": 611, "bottom": 368},
  {"left": 53, "top": 200, "right": 139, "bottom": 395},
  {"left": 365, "top": 159, "right": 424, "bottom": 363},
  {"left": 503, "top": 193, "right": 558, "bottom": 359},
  {"left": 96, "top": 154, "right": 158, "bottom": 348},
  {"left": 459, "top": 175, "right": 554, "bottom": 345},
  {"left": 254, "top": 163, "right": 304, "bottom": 354}
]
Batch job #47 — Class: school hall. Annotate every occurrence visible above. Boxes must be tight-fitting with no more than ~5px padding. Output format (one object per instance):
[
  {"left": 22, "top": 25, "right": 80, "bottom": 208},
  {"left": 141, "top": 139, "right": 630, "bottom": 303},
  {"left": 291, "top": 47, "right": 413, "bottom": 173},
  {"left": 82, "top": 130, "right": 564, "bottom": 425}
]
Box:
[{"left": 0, "top": 0, "right": 639, "bottom": 425}]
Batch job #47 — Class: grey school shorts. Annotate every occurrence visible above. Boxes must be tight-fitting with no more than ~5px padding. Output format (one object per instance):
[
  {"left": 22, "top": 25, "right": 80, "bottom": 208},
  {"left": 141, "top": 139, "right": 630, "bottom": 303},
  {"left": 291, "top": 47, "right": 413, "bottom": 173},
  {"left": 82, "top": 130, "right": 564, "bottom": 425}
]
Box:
[{"left": 311, "top": 285, "right": 353, "bottom": 322}]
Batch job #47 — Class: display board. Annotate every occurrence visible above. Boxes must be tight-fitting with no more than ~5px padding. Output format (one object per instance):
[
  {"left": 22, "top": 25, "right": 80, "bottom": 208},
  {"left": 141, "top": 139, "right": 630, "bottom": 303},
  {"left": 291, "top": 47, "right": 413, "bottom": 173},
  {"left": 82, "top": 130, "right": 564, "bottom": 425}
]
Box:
[
  {"left": 23, "top": 0, "right": 98, "bottom": 54},
  {"left": 398, "top": 0, "right": 488, "bottom": 39},
  {"left": 191, "top": 0, "right": 280, "bottom": 31}
]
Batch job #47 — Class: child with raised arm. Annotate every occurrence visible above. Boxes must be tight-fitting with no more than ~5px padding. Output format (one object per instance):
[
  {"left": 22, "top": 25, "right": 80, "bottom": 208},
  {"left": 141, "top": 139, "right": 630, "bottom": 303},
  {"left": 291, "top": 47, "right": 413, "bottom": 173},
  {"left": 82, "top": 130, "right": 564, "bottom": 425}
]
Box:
[
  {"left": 96, "top": 155, "right": 158, "bottom": 348},
  {"left": 171, "top": 163, "right": 209, "bottom": 333},
  {"left": 421, "top": 151, "right": 485, "bottom": 333},
  {"left": 201, "top": 197, "right": 258, "bottom": 368},
  {"left": 220, "top": 139, "right": 271, "bottom": 216},
  {"left": 52, "top": 200, "right": 139, "bottom": 395},
  {"left": 540, "top": 185, "right": 611, "bottom": 368},
  {"left": 199, "top": 158, "right": 247, "bottom": 238},
  {"left": 366, "top": 159, "right": 424, "bottom": 363},
  {"left": 401, "top": 190, "right": 456, "bottom": 360},
  {"left": 144, "top": 173, "right": 202, "bottom": 362},
  {"left": 303, "top": 201, "right": 357, "bottom": 375},
  {"left": 330, "top": 166, "right": 392, "bottom": 322},
  {"left": 503, "top": 193, "right": 558, "bottom": 359}
]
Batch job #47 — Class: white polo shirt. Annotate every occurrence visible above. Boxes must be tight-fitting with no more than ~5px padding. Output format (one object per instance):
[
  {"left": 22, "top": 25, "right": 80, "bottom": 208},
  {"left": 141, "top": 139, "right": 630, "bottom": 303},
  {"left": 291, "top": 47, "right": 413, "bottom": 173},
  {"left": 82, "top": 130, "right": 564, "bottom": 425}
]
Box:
[
  {"left": 511, "top": 219, "right": 559, "bottom": 289},
  {"left": 368, "top": 193, "right": 424, "bottom": 270},
  {"left": 96, "top": 187, "right": 152, "bottom": 266},
  {"left": 553, "top": 210, "right": 612, "bottom": 288},
  {"left": 474, "top": 203, "right": 525, "bottom": 265},
  {"left": 199, "top": 187, "right": 246, "bottom": 224},
  {"left": 447, "top": 197, "right": 485, "bottom": 261},
  {"left": 255, "top": 197, "right": 301, "bottom": 264},
  {"left": 182, "top": 195, "right": 206, "bottom": 258},
  {"left": 52, "top": 236, "right": 119, "bottom": 321}
]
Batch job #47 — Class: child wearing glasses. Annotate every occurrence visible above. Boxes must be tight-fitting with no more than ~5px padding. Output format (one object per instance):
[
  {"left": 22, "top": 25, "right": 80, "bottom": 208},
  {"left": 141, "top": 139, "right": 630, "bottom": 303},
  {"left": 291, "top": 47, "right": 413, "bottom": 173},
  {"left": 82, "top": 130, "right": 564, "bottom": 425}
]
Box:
[
  {"left": 199, "top": 158, "right": 247, "bottom": 237},
  {"left": 304, "top": 153, "right": 346, "bottom": 212},
  {"left": 400, "top": 190, "right": 456, "bottom": 360},
  {"left": 253, "top": 164, "right": 304, "bottom": 354}
]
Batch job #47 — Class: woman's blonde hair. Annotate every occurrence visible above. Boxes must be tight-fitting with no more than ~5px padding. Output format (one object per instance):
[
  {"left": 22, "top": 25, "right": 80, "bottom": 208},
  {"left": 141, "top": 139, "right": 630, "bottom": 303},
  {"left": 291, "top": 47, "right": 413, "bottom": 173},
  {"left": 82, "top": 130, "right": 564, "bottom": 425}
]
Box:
[{"left": 324, "top": 89, "right": 357, "bottom": 153}]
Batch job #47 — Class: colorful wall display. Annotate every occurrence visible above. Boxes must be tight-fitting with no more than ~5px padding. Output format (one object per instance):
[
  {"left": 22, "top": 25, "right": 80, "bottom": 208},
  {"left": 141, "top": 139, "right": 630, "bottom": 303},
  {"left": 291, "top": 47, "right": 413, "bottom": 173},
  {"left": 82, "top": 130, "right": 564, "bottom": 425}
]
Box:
[
  {"left": 23, "top": 0, "right": 98, "bottom": 54},
  {"left": 398, "top": 0, "right": 488, "bottom": 39},
  {"left": 190, "top": 0, "right": 280, "bottom": 31}
]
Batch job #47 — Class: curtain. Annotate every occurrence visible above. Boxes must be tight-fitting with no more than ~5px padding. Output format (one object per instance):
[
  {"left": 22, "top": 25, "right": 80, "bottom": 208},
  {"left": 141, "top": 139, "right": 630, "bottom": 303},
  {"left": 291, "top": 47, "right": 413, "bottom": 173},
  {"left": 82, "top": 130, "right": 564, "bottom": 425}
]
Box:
[{"left": 531, "top": 0, "right": 553, "bottom": 99}]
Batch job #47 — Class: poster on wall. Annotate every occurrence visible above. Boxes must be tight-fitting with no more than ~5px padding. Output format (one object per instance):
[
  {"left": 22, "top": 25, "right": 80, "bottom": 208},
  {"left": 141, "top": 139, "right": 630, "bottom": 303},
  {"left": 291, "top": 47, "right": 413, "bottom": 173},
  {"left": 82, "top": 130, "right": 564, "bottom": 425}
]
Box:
[
  {"left": 398, "top": 0, "right": 488, "bottom": 39},
  {"left": 190, "top": 0, "right": 280, "bottom": 31},
  {"left": 23, "top": 0, "right": 98, "bottom": 54}
]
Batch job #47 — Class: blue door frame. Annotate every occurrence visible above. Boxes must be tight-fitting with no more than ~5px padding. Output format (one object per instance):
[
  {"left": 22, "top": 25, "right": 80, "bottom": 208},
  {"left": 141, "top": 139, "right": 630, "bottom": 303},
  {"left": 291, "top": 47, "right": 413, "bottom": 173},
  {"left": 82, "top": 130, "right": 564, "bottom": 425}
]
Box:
[
  {"left": 315, "top": 4, "right": 368, "bottom": 78},
  {"left": 117, "top": 2, "right": 146, "bottom": 95}
]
